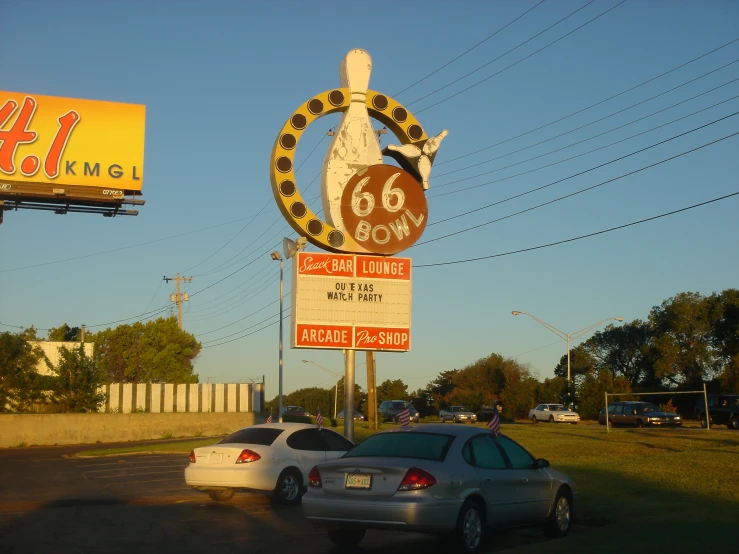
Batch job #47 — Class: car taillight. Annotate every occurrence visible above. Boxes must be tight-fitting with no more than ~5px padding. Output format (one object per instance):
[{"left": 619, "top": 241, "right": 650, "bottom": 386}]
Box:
[
  {"left": 188, "top": 450, "right": 196, "bottom": 463},
  {"left": 398, "top": 467, "right": 437, "bottom": 491},
  {"left": 308, "top": 465, "right": 322, "bottom": 488},
  {"left": 235, "top": 449, "right": 261, "bottom": 464}
]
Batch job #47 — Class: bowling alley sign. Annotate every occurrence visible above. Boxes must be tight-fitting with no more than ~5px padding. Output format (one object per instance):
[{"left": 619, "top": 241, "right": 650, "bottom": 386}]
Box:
[{"left": 271, "top": 49, "right": 447, "bottom": 351}]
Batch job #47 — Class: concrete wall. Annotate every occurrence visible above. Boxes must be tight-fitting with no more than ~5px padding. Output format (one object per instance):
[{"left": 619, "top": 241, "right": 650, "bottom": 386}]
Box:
[
  {"left": 0, "top": 412, "right": 263, "bottom": 448},
  {"left": 29, "top": 341, "right": 94, "bottom": 376}
]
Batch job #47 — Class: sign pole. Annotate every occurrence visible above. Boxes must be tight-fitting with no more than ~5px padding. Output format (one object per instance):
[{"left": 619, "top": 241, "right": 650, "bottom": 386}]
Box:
[{"left": 344, "top": 349, "right": 355, "bottom": 442}]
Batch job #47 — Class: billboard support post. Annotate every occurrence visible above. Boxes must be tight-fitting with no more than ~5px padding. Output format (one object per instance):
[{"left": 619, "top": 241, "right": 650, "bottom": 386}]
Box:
[{"left": 344, "top": 349, "right": 355, "bottom": 442}]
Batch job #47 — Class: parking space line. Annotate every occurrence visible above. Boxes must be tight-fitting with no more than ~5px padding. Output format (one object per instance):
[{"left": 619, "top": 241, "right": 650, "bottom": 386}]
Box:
[
  {"left": 104, "top": 477, "right": 187, "bottom": 488},
  {"left": 82, "top": 464, "right": 186, "bottom": 475},
  {"left": 73, "top": 458, "right": 184, "bottom": 468},
  {"left": 88, "top": 469, "right": 184, "bottom": 481}
]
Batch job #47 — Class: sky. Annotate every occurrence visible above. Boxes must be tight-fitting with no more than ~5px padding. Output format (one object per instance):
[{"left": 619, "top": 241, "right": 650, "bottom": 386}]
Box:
[{"left": 1, "top": 1, "right": 738, "bottom": 398}]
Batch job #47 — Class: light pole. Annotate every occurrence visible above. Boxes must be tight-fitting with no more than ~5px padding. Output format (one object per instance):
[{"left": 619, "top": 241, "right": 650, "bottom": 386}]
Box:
[
  {"left": 302, "top": 360, "right": 340, "bottom": 418},
  {"left": 511, "top": 311, "right": 624, "bottom": 386},
  {"left": 270, "top": 251, "right": 284, "bottom": 422}
]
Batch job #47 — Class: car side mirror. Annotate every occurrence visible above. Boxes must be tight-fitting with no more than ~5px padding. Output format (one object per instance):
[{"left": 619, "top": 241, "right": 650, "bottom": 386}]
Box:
[{"left": 535, "top": 458, "right": 550, "bottom": 469}]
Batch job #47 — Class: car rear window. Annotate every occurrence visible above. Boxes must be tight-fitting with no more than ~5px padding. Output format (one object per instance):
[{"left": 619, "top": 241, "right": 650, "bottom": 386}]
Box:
[
  {"left": 343, "top": 432, "right": 454, "bottom": 461},
  {"left": 218, "top": 428, "right": 284, "bottom": 446}
]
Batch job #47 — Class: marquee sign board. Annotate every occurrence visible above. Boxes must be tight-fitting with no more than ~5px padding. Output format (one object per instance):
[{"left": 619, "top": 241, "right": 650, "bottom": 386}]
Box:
[
  {"left": 0, "top": 91, "right": 145, "bottom": 219},
  {"left": 290, "top": 251, "right": 411, "bottom": 352}
]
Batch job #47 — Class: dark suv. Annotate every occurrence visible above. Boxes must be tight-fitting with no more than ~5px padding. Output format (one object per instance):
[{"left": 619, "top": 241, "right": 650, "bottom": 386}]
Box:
[
  {"left": 378, "top": 400, "right": 419, "bottom": 423},
  {"left": 695, "top": 394, "right": 739, "bottom": 429},
  {"left": 598, "top": 401, "right": 682, "bottom": 428}
]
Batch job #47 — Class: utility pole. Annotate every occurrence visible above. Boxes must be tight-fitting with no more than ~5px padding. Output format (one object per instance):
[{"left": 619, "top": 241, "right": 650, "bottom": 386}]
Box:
[
  {"left": 366, "top": 351, "right": 377, "bottom": 430},
  {"left": 163, "top": 273, "right": 192, "bottom": 330}
]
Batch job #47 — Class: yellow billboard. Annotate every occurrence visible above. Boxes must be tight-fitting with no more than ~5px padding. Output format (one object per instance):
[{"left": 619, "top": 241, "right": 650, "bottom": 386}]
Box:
[{"left": 0, "top": 91, "right": 145, "bottom": 192}]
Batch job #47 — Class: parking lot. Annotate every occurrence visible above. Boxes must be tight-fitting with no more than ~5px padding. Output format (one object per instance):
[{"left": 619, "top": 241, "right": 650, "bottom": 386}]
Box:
[{"left": 0, "top": 442, "right": 559, "bottom": 554}]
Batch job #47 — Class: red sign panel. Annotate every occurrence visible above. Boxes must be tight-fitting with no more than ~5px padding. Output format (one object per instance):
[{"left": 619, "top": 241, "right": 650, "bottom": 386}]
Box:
[
  {"left": 295, "top": 324, "right": 353, "bottom": 348},
  {"left": 295, "top": 252, "right": 355, "bottom": 277},
  {"left": 355, "top": 256, "right": 411, "bottom": 280},
  {"left": 354, "top": 326, "right": 410, "bottom": 351}
]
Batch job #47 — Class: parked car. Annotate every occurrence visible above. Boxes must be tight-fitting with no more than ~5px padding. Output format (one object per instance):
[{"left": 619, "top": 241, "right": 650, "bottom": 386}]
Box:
[
  {"left": 302, "top": 424, "right": 576, "bottom": 553},
  {"left": 379, "top": 400, "right": 419, "bottom": 423},
  {"left": 185, "top": 423, "right": 353, "bottom": 505},
  {"left": 598, "top": 401, "right": 682, "bottom": 427},
  {"left": 439, "top": 405, "right": 477, "bottom": 423},
  {"left": 528, "top": 404, "right": 580, "bottom": 424},
  {"left": 282, "top": 405, "right": 311, "bottom": 417},
  {"left": 337, "top": 409, "right": 365, "bottom": 421},
  {"left": 694, "top": 394, "right": 739, "bottom": 429}
]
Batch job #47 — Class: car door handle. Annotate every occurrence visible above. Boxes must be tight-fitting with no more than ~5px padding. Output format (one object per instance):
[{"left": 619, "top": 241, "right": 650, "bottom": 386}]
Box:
[
  {"left": 521, "top": 478, "right": 529, "bottom": 484},
  {"left": 483, "top": 478, "right": 493, "bottom": 484}
]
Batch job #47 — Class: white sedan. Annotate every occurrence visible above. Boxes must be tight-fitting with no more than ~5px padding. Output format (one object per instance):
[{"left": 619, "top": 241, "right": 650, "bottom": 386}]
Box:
[
  {"left": 185, "top": 423, "right": 353, "bottom": 504},
  {"left": 529, "top": 404, "right": 580, "bottom": 424}
]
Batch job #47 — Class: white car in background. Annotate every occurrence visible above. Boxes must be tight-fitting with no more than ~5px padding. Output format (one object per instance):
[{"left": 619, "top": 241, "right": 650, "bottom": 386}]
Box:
[
  {"left": 184, "top": 423, "right": 353, "bottom": 504},
  {"left": 529, "top": 404, "right": 580, "bottom": 424}
]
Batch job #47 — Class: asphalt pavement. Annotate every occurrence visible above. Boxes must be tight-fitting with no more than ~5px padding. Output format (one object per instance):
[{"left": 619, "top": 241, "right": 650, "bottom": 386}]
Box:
[{"left": 0, "top": 441, "right": 555, "bottom": 553}]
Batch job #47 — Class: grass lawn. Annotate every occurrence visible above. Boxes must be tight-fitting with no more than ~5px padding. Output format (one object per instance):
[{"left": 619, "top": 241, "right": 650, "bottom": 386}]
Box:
[{"left": 75, "top": 420, "right": 737, "bottom": 551}]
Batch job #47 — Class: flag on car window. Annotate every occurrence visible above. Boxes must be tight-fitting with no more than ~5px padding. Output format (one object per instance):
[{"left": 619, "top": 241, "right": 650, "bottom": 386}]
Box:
[
  {"left": 266, "top": 411, "right": 272, "bottom": 424},
  {"left": 316, "top": 408, "right": 323, "bottom": 428},
  {"left": 399, "top": 406, "right": 411, "bottom": 427},
  {"left": 487, "top": 404, "right": 501, "bottom": 436}
]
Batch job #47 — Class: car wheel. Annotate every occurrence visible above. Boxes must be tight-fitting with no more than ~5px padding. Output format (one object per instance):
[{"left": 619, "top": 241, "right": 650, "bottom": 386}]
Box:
[
  {"left": 700, "top": 413, "right": 708, "bottom": 428},
  {"left": 207, "top": 489, "right": 234, "bottom": 502},
  {"left": 392, "top": 416, "right": 398, "bottom": 423},
  {"left": 440, "top": 415, "right": 445, "bottom": 422},
  {"left": 274, "top": 468, "right": 303, "bottom": 505},
  {"left": 635, "top": 419, "right": 644, "bottom": 428},
  {"left": 545, "top": 488, "right": 573, "bottom": 537},
  {"left": 453, "top": 416, "right": 458, "bottom": 424},
  {"left": 532, "top": 415, "right": 538, "bottom": 424},
  {"left": 452, "top": 498, "right": 485, "bottom": 554},
  {"left": 730, "top": 415, "right": 739, "bottom": 430},
  {"left": 549, "top": 415, "right": 555, "bottom": 423},
  {"left": 327, "top": 528, "right": 366, "bottom": 548}
]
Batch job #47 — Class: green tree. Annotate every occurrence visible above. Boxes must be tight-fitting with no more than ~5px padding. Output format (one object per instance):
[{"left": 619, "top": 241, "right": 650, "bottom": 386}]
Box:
[
  {"left": 709, "top": 289, "right": 739, "bottom": 393},
  {"left": 648, "top": 292, "right": 719, "bottom": 387},
  {"left": 47, "top": 323, "right": 82, "bottom": 342},
  {"left": 0, "top": 332, "right": 45, "bottom": 412},
  {"left": 583, "top": 320, "right": 654, "bottom": 387},
  {"left": 577, "top": 368, "right": 632, "bottom": 420},
  {"left": 534, "top": 377, "right": 568, "bottom": 405},
  {"left": 93, "top": 317, "right": 200, "bottom": 383},
  {"left": 46, "top": 344, "right": 106, "bottom": 413},
  {"left": 377, "top": 378, "right": 408, "bottom": 402},
  {"left": 554, "top": 345, "right": 596, "bottom": 386}
]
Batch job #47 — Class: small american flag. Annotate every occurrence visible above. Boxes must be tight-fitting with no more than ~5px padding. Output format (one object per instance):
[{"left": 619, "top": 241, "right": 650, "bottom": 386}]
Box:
[
  {"left": 266, "top": 411, "right": 272, "bottom": 424},
  {"left": 316, "top": 408, "right": 323, "bottom": 428},
  {"left": 398, "top": 406, "right": 411, "bottom": 427},
  {"left": 487, "top": 404, "right": 501, "bottom": 436}
]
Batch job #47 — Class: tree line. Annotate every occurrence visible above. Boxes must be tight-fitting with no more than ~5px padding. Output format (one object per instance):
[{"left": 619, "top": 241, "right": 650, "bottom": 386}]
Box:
[{"left": 0, "top": 318, "right": 200, "bottom": 413}]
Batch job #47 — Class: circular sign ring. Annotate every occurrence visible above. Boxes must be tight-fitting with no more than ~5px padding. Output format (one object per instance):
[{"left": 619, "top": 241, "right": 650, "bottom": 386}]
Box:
[{"left": 270, "top": 88, "right": 428, "bottom": 254}]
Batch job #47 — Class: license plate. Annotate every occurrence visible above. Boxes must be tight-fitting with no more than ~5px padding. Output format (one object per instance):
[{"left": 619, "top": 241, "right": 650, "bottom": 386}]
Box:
[
  {"left": 209, "top": 454, "right": 223, "bottom": 463},
  {"left": 345, "top": 473, "right": 372, "bottom": 489}
]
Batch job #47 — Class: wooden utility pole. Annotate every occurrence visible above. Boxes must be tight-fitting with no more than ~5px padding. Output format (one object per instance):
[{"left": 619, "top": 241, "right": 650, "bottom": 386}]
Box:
[
  {"left": 163, "top": 273, "right": 192, "bottom": 329},
  {"left": 366, "top": 351, "right": 378, "bottom": 430}
]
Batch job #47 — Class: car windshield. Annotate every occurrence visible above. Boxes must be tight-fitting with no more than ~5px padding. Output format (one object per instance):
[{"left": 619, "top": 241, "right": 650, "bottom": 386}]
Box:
[
  {"left": 636, "top": 403, "right": 660, "bottom": 413},
  {"left": 548, "top": 405, "right": 567, "bottom": 411},
  {"left": 392, "top": 402, "right": 409, "bottom": 410},
  {"left": 343, "top": 432, "right": 454, "bottom": 461},
  {"left": 456, "top": 407, "right": 469, "bottom": 412},
  {"left": 218, "top": 428, "right": 284, "bottom": 445}
]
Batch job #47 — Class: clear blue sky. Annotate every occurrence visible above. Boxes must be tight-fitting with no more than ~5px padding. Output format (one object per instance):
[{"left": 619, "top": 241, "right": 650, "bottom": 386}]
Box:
[{"left": 2, "top": 1, "right": 738, "bottom": 397}]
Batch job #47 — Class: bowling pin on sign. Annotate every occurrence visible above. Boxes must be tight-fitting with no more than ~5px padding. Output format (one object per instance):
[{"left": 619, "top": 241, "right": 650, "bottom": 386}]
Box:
[{"left": 321, "top": 49, "right": 383, "bottom": 235}]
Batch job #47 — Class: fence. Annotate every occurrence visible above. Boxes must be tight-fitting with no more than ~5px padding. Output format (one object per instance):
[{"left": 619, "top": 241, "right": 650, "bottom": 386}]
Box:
[{"left": 99, "top": 382, "right": 264, "bottom": 413}]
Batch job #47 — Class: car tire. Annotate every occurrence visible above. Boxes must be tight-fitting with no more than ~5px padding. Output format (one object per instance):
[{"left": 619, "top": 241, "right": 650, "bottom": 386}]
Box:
[
  {"left": 700, "top": 413, "right": 708, "bottom": 428},
  {"left": 635, "top": 419, "right": 644, "bottom": 428},
  {"left": 453, "top": 416, "right": 458, "bottom": 424},
  {"left": 452, "top": 498, "right": 485, "bottom": 554},
  {"left": 549, "top": 415, "right": 555, "bottom": 423},
  {"left": 274, "top": 468, "right": 303, "bottom": 505},
  {"left": 730, "top": 415, "right": 739, "bottom": 430},
  {"left": 327, "top": 528, "right": 366, "bottom": 548},
  {"left": 392, "top": 416, "right": 398, "bottom": 423},
  {"left": 532, "top": 415, "right": 538, "bottom": 424},
  {"left": 440, "top": 415, "right": 445, "bottom": 422},
  {"left": 545, "top": 488, "right": 573, "bottom": 538},
  {"left": 207, "top": 489, "right": 234, "bottom": 502}
]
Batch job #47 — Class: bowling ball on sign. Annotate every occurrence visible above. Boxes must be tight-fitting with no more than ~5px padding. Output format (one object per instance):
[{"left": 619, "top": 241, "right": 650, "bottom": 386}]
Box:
[{"left": 340, "top": 164, "right": 428, "bottom": 255}]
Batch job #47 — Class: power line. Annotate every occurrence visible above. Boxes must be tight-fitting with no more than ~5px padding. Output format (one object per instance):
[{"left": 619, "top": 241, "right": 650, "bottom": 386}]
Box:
[
  {"left": 415, "top": 0, "right": 628, "bottom": 114},
  {"left": 416, "top": 128, "right": 739, "bottom": 246},
  {"left": 436, "top": 69, "right": 739, "bottom": 184},
  {"left": 428, "top": 99, "right": 739, "bottom": 208},
  {"left": 436, "top": 36, "right": 739, "bottom": 166},
  {"left": 414, "top": 190, "right": 739, "bottom": 268},
  {"left": 407, "top": 0, "right": 596, "bottom": 106},
  {"left": 394, "top": 0, "right": 548, "bottom": 96}
]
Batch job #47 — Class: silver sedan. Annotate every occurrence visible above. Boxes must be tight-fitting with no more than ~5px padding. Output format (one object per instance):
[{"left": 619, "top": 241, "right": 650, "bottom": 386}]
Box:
[{"left": 302, "top": 424, "right": 576, "bottom": 553}]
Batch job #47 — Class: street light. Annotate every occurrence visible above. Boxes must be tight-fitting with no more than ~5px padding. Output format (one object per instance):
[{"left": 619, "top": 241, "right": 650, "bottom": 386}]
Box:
[
  {"left": 270, "top": 237, "right": 306, "bottom": 423},
  {"left": 511, "top": 311, "right": 624, "bottom": 383},
  {"left": 302, "top": 360, "right": 340, "bottom": 418}
]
